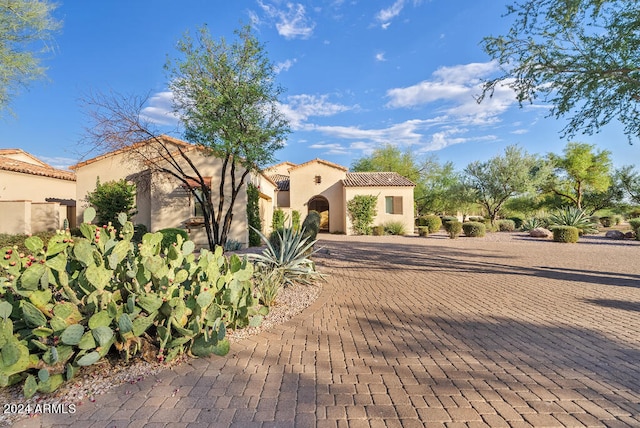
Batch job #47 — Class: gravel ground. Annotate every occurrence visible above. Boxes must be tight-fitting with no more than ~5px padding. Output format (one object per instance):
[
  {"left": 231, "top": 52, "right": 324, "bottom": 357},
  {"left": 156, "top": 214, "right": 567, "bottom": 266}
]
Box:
[{"left": 0, "top": 263, "right": 322, "bottom": 427}]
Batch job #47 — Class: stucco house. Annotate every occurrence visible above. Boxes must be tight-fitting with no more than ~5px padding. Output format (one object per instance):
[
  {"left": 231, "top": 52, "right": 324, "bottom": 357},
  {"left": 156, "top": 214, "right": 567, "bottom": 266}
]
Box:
[
  {"left": 266, "top": 159, "right": 416, "bottom": 235},
  {"left": 0, "top": 149, "right": 76, "bottom": 234},
  {"left": 70, "top": 135, "right": 276, "bottom": 248}
]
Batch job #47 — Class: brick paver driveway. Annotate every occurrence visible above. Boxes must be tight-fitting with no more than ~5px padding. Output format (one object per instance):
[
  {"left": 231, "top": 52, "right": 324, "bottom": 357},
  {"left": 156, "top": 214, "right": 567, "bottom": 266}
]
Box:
[{"left": 16, "top": 233, "right": 640, "bottom": 427}]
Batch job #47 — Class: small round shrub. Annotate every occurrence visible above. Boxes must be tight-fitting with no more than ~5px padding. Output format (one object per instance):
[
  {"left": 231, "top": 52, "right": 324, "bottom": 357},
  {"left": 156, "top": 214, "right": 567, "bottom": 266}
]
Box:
[
  {"left": 467, "top": 216, "right": 483, "bottom": 222},
  {"left": 372, "top": 225, "right": 385, "bottom": 236},
  {"left": 552, "top": 226, "right": 579, "bottom": 243},
  {"left": 418, "top": 226, "right": 429, "bottom": 237},
  {"left": 629, "top": 218, "right": 640, "bottom": 240},
  {"left": 158, "top": 228, "right": 189, "bottom": 250},
  {"left": 420, "top": 215, "right": 442, "bottom": 233},
  {"left": 496, "top": 219, "right": 516, "bottom": 232},
  {"left": 613, "top": 215, "right": 623, "bottom": 225},
  {"left": 447, "top": 221, "right": 462, "bottom": 239},
  {"left": 442, "top": 217, "right": 458, "bottom": 232},
  {"left": 441, "top": 216, "right": 457, "bottom": 225},
  {"left": 599, "top": 216, "right": 611, "bottom": 227},
  {"left": 507, "top": 216, "right": 524, "bottom": 229},
  {"left": 462, "top": 221, "right": 486, "bottom": 237}
]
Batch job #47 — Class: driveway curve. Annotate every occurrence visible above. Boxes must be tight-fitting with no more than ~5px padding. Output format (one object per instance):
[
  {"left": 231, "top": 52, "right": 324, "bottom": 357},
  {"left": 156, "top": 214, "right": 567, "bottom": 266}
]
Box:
[{"left": 12, "top": 233, "right": 640, "bottom": 427}]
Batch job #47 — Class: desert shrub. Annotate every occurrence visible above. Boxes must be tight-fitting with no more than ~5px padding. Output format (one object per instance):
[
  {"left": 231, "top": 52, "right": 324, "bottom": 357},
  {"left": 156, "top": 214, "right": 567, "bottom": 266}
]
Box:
[
  {"left": 507, "top": 216, "right": 524, "bottom": 229},
  {"left": 417, "top": 226, "right": 429, "bottom": 237},
  {"left": 247, "top": 183, "right": 262, "bottom": 247},
  {"left": 548, "top": 207, "right": 598, "bottom": 235},
  {"left": 0, "top": 231, "right": 57, "bottom": 254},
  {"left": 372, "top": 225, "right": 385, "bottom": 236},
  {"left": 0, "top": 207, "right": 265, "bottom": 398},
  {"left": 462, "top": 221, "right": 486, "bottom": 237},
  {"left": 589, "top": 215, "right": 600, "bottom": 225},
  {"left": 467, "top": 216, "right": 484, "bottom": 222},
  {"left": 627, "top": 207, "right": 640, "bottom": 219},
  {"left": 347, "top": 195, "right": 378, "bottom": 235},
  {"left": 599, "top": 216, "right": 612, "bottom": 227},
  {"left": 272, "top": 209, "right": 286, "bottom": 231},
  {"left": 157, "top": 228, "right": 189, "bottom": 250},
  {"left": 224, "top": 239, "right": 243, "bottom": 251},
  {"left": 613, "top": 215, "right": 623, "bottom": 225},
  {"left": 441, "top": 216, "right": 458, "bottom": 226},
  {"left": 629, "top": 219, "right": 640, "bottom": 240},
  {"left": 521, "top": 217, "right": 547, "bottom": 231},
  {"left": 552, "top": 225, "right": 579, "bottom": 243},
  {"left": 85, "top": 178, "right": 137, "bottom": 227},
  {"left": 301, "top": 211, "right": 321, "bottom": 243},
  {"left": 132, "top": 223, "right": 148, "bottom": 243},
  {"left": 496, "top": 219, "right": 516, "bottom": 232},
  {"left": 420, "top": 215, "right": 442, "bottom": 233},
  {"left": 447, "top": 221, "right": 462, "bottom": 239},
  {"left": 292, "top": 210, "right": 301, "bottom": 232},
  {"left": 383, "top": 221, "right": 406, "bottom": 236}
]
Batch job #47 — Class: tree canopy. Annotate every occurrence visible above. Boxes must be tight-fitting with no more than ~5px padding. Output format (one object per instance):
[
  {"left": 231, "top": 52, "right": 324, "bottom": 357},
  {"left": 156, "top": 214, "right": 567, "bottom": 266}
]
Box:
[
  {"left": 0, "top": 0, "right": 60, "bottom": 113},
  {"left": 545, "top": 142, "right": 613, "bottom": 210},
  {"left": 464, "top": 145, "right": 548, "bottom": 223},
  {"left": 480, "top": 0, "right": 640, "bottom": 142}
]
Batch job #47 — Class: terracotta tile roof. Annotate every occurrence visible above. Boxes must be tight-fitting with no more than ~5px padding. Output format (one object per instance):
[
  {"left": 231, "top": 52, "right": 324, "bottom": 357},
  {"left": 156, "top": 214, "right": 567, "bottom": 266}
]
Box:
[
  {"left": 70, "top": 135, "right": 192, "bottom": 170},
  {"left": 342, "top": 172, "right": 415, "bottom": 187},
  {"left": 288, "top": 158, "right": 348, "bottom": 172},
  {"left": 268, "top": 174, "right": 290, "bottom": 191},
  {"left": 0, "top": 156, "right": 76, "bottom": 181}
]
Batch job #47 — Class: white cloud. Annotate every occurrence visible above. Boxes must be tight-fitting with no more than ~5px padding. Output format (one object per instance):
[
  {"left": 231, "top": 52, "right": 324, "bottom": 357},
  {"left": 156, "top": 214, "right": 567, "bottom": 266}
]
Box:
[
  {"left": 257, "top": 1, "right": 315, "bottom": 39},
  {"left": 385, "top": 61, "right": 519, "bottom": 126},
  {"left": 274, "top": 58, "right": 296, "bottom": 73},
  {"left": 376, "top": 0, "right": 405, "bottom": 27},
  {"left": 375, "top": 0, "right": 422, "bottom": 28},
  {"left": 279, "top": 94, "right": 355, "bottom": 129},
  {"left": 140, "top": 92, "right": 180, "bottom": 126},
  {"left": 375, "top": 52, "right": 386, "bottom": 62},
  {"left": 40, "top": 156, "right": 78, "bottom": 170},
  {"left": 309, "top": 142, "right": 349, "bottom": 155}
]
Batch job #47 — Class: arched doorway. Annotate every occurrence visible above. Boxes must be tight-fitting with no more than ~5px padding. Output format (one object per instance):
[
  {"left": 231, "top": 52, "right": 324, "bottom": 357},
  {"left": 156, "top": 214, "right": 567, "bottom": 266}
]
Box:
[{"left": 308, "top": 196, "right": 329, "bottom": 232}]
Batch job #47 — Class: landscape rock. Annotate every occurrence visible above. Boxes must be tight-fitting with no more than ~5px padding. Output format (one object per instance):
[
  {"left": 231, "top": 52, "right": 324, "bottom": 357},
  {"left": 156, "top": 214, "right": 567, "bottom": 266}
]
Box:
[
  {"left": 625, "top": 231, "right": 636, "bottom": 239},
  {"left": 529, "top": 227, "right": 552, "bottom": 238},
  {"left": 605, "top": 230, "right": 626, "bottom": 240}
]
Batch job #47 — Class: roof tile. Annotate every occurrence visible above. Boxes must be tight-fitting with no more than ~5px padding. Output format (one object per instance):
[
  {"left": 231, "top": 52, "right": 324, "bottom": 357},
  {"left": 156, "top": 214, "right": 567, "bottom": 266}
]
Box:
[{"left": 342, "top": 172, "right": 415, "bottom": 187}]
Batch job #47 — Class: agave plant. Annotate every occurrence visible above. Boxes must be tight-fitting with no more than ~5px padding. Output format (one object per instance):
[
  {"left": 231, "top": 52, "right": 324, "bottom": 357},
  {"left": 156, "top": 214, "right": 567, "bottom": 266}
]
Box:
[
  {"left": 521, "top": 216, "right": 548, "bottom": 232},
  {"left": 548, "top": 207, "right": 598, "bottom": 235},
  {"left": 248, "top": 226, "right": 325, "bottom": 287}
]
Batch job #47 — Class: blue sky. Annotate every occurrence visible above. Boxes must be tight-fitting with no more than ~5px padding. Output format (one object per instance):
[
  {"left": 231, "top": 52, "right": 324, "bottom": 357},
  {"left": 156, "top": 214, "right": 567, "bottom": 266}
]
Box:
[{"left": 2, "top": 0, "right": 638, "bottom": 172}]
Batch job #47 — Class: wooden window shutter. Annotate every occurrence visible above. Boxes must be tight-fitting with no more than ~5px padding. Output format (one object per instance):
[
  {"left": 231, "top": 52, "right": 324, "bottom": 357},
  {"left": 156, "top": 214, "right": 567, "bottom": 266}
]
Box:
[{"left": 393, "top": 196, "right": 403, "bottom": 214}]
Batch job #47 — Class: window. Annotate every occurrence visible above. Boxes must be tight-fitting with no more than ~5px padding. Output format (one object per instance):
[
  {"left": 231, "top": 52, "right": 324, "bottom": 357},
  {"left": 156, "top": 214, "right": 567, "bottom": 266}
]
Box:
[
  {"left": 314, "top": 175, "right": 322, "bottom": 184},
  {"left": 193, "top": 188, "right": 205, "bottom": 217},
  {"left": 385, "top": 196, "right": 403, "bottom": 214}
]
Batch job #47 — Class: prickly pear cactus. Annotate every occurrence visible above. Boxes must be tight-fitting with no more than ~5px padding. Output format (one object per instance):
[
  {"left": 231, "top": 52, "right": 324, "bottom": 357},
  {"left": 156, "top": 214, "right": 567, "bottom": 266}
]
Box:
[{"left": 0, "top": 206, "right": 267, "bottom": 397}]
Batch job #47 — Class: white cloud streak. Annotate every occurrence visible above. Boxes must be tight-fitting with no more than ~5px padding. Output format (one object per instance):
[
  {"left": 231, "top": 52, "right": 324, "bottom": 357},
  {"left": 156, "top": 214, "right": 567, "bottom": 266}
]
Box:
[
  {"left": 256, "top": 1, "right": 315, "bottom": 39},
  {"left": 278, "top": 94, "right": 355, "bottom": 129},
  {"left": 140, "top": 92, "right": 180, "bottom": 126}
]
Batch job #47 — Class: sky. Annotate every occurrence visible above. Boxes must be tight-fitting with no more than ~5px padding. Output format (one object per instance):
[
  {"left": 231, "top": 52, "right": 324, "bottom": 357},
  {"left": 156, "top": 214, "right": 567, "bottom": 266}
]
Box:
[{"left": 2, "top": 0, "right": 639, "bottom": 172}]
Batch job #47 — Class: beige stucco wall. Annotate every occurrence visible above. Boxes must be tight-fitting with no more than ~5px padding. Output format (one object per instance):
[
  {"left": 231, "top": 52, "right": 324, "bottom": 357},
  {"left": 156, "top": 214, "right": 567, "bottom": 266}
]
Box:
[
  {"left": 289, "top": 163, "right": 347, "bottom": 234},
  {"left": 266, "top": 162, "right": 296, "bottom": 176},
  {"left": 0, "top": 201, "right": 31, "bottom": 234},
  {"left": 74, "top": 151, "right": 146, "bottom": 226},
  {"left": 344, "top": 186, "right": 415, "bottom": 235},
  {"left": 0, "top": 170, "right": 75, "bottom": 203},
  {"left": 1, "top": 152, "right": 47, "bottom": 166},
  {"left": 31, "top": 202, "right": 65, "bottom": 232},
  {"left": 254, "top": 173, "right": 276, "bottom": 235},
  {"left": 75, "top": 148, "right": 252, "bottom": 248}
]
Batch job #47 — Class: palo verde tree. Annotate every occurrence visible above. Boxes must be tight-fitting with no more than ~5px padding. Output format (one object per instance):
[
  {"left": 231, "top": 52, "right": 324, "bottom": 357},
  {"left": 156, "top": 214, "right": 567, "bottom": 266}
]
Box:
[
  {"left": 81, "top": 25, "right": 289, "bottom": 250},
  {"left": 0, "top": 0, "right": 60, "bottom": 114},
  {"left": 544, "top": 142, "right": 613, "bottom": 210},
  {"left": 464, "top": 145, "right": 548, "bottom": 224},
  {"left": 167, "top": 25, "right": 289, "bottom": 247},
  {"left": 479, "top": 0, "right": 640, "bottom": 142}
]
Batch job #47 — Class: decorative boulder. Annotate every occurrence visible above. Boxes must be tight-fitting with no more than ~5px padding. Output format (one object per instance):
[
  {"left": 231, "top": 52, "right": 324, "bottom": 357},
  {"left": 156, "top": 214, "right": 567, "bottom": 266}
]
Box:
[
  {"left": 605, "top": 230, "right": 625, "bottom": 240},
  {"left": 625, "top": 231, "right": 636, "bottom": 239},
  {"left": 529, "top": 227, "right": 552, "bottom": 238}
]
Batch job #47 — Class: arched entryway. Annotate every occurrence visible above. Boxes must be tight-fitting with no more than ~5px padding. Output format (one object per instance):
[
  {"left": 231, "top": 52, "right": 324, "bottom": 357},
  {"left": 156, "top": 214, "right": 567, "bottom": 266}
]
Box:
[{"left": 308, "top": 195, "right": 329, "bottom": 232}]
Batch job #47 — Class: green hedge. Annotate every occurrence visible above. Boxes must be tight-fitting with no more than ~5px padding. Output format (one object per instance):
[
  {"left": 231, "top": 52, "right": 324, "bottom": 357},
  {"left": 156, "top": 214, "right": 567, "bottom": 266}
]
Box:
[
  {"left": 157, "top": 228, "right": 189, "bottom": 250},
  {"left": 418, "top": 215, "right": 442, "bottom": 233},
  {"left": 552, "top": 226, "right": 579, "bottom": 243},
  {"left": 462, "top": 221, "right": 486, "bottom": 237},
  {"left": 447, "top": 221, "right": 462, "bottom": 239}
]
